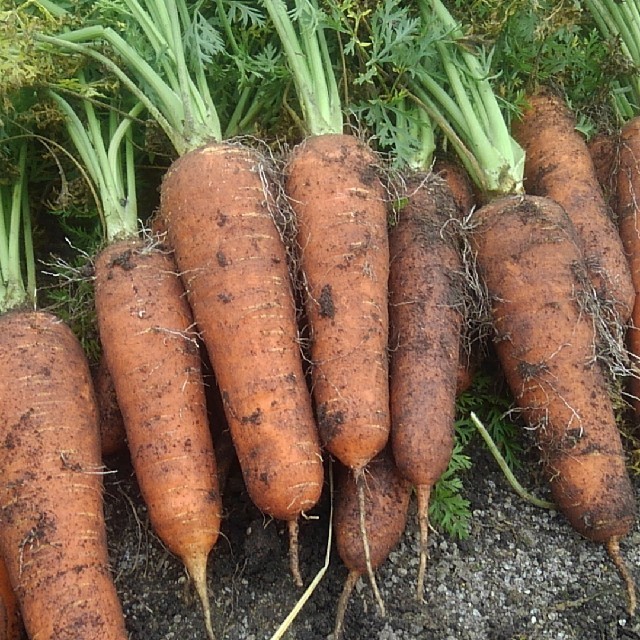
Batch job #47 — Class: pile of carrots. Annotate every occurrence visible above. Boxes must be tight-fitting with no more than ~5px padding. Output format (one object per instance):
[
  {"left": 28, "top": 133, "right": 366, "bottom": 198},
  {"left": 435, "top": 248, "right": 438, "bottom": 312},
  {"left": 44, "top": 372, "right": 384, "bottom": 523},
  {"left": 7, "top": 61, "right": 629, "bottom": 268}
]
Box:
[{"left": 0, "top": 1, "right": 638, "bottom": 638}]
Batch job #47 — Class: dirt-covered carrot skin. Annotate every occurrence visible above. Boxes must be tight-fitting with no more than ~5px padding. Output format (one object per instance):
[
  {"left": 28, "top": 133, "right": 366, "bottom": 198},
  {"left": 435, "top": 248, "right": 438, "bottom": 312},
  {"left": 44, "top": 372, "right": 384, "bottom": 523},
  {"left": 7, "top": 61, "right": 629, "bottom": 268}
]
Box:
[
  {"left": 333, "top": 448, "right": 410, "bottom": 638},
  {"left": 0, "top": 310, "right": 128, "bottom": 640},
  {"left": 616, "top": 117, "right": 640, "bottom": 418},
  {"left": 94, "top": 239, "right": 221, "bottom": 607},
  {"left": 471, "top": 195, "right": 636, "bottom": 543},
  {"left": 388, "top": 174, "right": 463, "bottom": 593},
  {"left": 160, "top": 143, "right": 323, "bottom": 523},
  {"left": 0, "top": 554, "right": 23, "bottom": 640},
  {"left": 511, "top": 89, "right": 635, "bottom": 323},
  {"left": 285, "top": 134, "right": 391, "bottom": 473},
  {"left": 334, "top": 450, "right": 410, "bottom": 574}
]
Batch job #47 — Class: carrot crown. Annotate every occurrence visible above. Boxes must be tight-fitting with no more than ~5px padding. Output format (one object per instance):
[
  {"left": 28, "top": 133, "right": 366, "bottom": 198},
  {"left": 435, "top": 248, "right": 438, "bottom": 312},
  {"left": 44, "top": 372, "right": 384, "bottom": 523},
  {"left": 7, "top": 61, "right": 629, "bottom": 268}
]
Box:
[
  {"left": 263, "top": 0, "right": 343, "bottom": 137},
  {"left": 411, "top": 0, "right": 525, "bottom": 199},
  {"left": 50, "top": 76, "right": 142, "bottom": 243}
]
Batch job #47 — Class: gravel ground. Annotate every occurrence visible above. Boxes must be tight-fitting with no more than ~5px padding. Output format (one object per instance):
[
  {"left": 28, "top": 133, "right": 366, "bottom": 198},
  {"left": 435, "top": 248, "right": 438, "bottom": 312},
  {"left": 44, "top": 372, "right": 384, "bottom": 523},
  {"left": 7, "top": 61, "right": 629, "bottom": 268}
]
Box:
[{"left": 103, "top": 437, "right": 640, "bottom": 640}]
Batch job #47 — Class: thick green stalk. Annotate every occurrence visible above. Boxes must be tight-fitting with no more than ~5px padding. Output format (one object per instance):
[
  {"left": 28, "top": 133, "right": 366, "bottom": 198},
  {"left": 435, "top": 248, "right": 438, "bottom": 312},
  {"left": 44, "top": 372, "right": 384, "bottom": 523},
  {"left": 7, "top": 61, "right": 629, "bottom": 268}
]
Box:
[
  {"left": 51, "top": 89, "right": 141, "bottom": 241},
  {"left": 0, "top": 141, "right": 29, "bottom": 313},
  {"left": 414, "top": 0, "right": 524, "bottom": 197},
  {"left": 262, "top": 0, "right": 343, "bottom": 136}
]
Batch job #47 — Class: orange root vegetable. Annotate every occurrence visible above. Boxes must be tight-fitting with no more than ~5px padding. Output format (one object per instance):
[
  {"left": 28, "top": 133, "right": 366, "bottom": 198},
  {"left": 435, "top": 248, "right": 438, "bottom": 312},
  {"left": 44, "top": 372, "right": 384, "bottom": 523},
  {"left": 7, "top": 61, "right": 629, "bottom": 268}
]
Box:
[
  {"left": 333, "top": 449, "right": 410, "bottom": 639},
  {"left": 616, "top": 117, "right": 640, "bottom": 420},
  {"left": 388, "top": 174, "right": 464, "bottom": 599},
  {"left": 511, "top": 88, "right": 635, "bottom": 323},
  {"left": 0, "top": 310, "right": 128, "bottom": 640},
  {"left": 0, "top": 554, "right": 23, "bottom": 640},
  {"left": 471, "top": 194, "right": 637, "bottom": 612},
  {"left": 91, "top": 354, "right": 127, "bottom": 458},
  {"left": 94, "top": 239, "right": 221, "bottom": 637},
  {"left": 160, "top": 144, "right": 324, "bottom": 582},
  {"left": 285, "top": 134, "right": 391, "bottom": 474}
]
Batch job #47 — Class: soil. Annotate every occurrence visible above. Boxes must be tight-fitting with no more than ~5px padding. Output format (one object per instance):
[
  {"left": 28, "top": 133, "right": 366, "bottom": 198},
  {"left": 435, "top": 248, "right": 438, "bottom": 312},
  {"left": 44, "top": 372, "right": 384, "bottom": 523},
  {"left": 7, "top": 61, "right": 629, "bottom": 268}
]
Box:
[{"left": 103, "top": 438, "right": 640, "bottom": 640}]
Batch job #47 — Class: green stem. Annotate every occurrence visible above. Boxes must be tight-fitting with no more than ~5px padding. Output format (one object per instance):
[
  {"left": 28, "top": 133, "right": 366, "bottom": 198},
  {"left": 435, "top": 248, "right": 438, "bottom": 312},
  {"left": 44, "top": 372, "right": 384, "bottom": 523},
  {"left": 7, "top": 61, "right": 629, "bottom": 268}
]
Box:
[
  {"left": 470, "top": 412, "right": 555, "bottom": 510},
  {"left": 262, "top": 0, "right": 342, "bottom": 135}
]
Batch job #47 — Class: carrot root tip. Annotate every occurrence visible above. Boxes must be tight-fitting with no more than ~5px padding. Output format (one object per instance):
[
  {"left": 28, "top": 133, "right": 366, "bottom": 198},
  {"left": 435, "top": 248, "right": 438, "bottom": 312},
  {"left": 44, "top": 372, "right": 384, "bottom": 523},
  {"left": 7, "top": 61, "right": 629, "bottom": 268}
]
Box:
[
  {"left": 334, "top": 570, "right": 360, "bottom": 640},
  {"left": 416, "top": 485, "right": 432, "bottom": 602},
  {"left": 606, "top": 537, "right": 637, "bottom": 617},
  {"left": 356, "top": 473, "right": 386, "bottom": 618},
  {"left": 288, "top": 518, "right": 304, "bottom": 588},
  {"left": 185, "top": 554, "right": 215, "bottom": 640}
]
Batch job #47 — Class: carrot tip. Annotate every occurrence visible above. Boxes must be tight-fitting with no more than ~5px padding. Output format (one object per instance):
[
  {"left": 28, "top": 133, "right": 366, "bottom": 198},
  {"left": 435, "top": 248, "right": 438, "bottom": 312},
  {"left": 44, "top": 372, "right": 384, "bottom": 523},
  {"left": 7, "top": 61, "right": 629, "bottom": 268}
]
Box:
[
  {"left": 288, "top": 519, "right": 304, "bottom": 588},
  {"left": 334, "top": 570, "right": 360, "bottom": 640},
  {"left": 416, "top": 485, "right": 432, "bottom": 602},
  {"left": 185, "top": 554, "right": 215, "bottom": 640},
  {"left": 357, "top": 475, "right": 386, "bottom": 618},
  {"left": 606, "top": 537, "right": 637, "bottom": 617}
]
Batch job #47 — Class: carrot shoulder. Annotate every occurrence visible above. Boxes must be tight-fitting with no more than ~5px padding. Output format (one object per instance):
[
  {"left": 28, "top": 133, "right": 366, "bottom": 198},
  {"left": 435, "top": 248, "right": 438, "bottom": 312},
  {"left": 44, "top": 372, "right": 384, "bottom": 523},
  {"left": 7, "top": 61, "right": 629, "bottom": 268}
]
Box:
[
  {"left": 160, "top": 144, "right": 324, "bottom": 525},
  {"left": 286, "top": 134, "right": 391, "bottom": 474},
  {"left": 389, "top": 173, "right": 464, "bottom": 597},
  {"left": 471, "top": 195, "right": 636, "bottom": 545},
  {"left": 94, "top": 238, "right": 221, "bottom": 635},
  {"left": 0, "top": 311, "right": 128, "bottom": 640},
  {"left": 511, "top": 88, "right": 635, "bottom": 323}
]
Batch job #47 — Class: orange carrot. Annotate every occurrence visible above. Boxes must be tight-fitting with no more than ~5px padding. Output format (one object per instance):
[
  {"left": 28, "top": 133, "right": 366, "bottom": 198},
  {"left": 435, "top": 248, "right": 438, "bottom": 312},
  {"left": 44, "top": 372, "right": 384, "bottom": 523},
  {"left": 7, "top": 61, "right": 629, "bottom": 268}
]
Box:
[
  {"left": 333, "top": 449, "right": 410, "bottom": 639},
  {"left": 160, "top": 144, "right": 324, "bottom": 585},
  {"left": 0, "top": 311, "right": 129, "bottom": 640},
  {"left": 471, "top": 195, "right": 637, "bottom": 613},
  {"left": 588, "top": 131, "right": 620, "bottom": 213},
  {"left": 388, "top": 173, "right": 464, "bottom": 599},
  {"left": 50, "top": 85, "right": 222, "bottom": 637},
  {"left": 511, "top": 87, "right": 635, "bottom": 323},
  {"left": 94, "top": 239, "right": 221, "bottom": 635},
  {"left": 285, "top": 134, "right": 391, "bottom": 473}
]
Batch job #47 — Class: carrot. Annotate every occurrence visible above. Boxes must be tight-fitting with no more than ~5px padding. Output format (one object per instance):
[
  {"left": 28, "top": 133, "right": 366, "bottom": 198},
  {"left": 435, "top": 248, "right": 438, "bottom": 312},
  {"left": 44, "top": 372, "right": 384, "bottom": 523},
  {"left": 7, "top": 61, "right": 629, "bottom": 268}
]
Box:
[
  {"left": 0, "top": 311, "right": 129, "bottom": 640},
  {"left": 160, "top": 144, "right": 323, "bottom": 524},
  {"left": 333, "top": 449, "right": 410, "bottom": 639},
  {"left": 50, "top": 87, "right": 221, "bottom": 636},
  {"left": 389, "top": 173, "right": 464, "bottom": 599},
  {"left": 93, "top": 240, "right": 221, "bottom": 630},
  {"left": 0, "top": 554, "right": 23, "bottom": 640},
  {"left": 435, "top": 158, "right": 476, "bottom": 218},
  {"left": 285, "top": 134, "right": 391, "bottom": 472},
  {"left": 435, "top": 158, "right": 483, "bottom": 397},
  {"left": 0, "top": 135, "right": 128, "bottom": 639},
  {"left": 471, "top": 195, "right": 637, "bottom": 612},
  {"left": 511, "top": 87, "right": 635, "bottom": 324},
  {"left": 91, "top": 354, "right": 126, "bottom": 458},
  {"left": 264, "top": 1, "right": 392, "bottom": 594}
]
